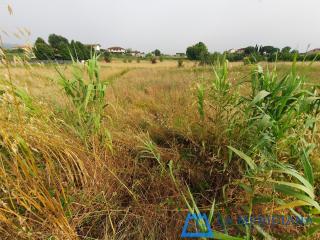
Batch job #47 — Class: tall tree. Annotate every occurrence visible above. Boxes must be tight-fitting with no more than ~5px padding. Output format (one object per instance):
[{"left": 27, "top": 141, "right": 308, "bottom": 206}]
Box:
[
  {"left": 70, "top": 41, "right": 90, "bottom": 60},
  {"left": 186, "top": 42, "right": 208, "bottom": 60},
  {"left": 48, "top": 34, "right": 70, "bottom": 60},
  {"left": 154, "top": 49, "right": 161, "bottom": 56},
  {"left": 33, "top": 37, "right": 54, "bottom": 60},
  {"left": 259, "top": 46, "right": 279, "bottom": 55},
  {"left": 281, "top": 46, "right": 291, "bottom": 53},
  {"left": 48, "top": 34, "right": 69, "bottom": 49},
  {"left": 244, "top": 46, "right": 256, "bottom": 55}
]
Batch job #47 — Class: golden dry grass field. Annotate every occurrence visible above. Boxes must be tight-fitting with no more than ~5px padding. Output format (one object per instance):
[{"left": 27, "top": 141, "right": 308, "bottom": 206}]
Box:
[{"left": 1, "top": 59, "right": 320, "bottom": 239}]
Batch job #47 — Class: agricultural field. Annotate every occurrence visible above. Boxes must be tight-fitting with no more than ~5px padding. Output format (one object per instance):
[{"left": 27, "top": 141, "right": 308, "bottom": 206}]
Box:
[{"left": 1, "top": 56, "right": 320, "bottom": 239}]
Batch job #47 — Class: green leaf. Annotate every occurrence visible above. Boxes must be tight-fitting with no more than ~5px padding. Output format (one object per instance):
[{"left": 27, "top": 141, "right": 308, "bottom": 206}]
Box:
[
  {"left": 275, "top": 185, "right": 320, "bottom": 211},
  {"left": 83, "top": 84, "right": 94, "bottom": 109},
  {"left": 268, "top": 179, "right": 314, "bottom": 199},
  {"left": 253, "top": 224, "right": 273, "bottom": 240},
  {"left": 228, "top": 146, "right": 256, "bottom": 170},
  {"left": 208, "top": 198, "right": 216, "bottom": 224},
  {"left": 273, "top": 200, "right": 313, "bottom": 211},
  {"left": 213, "top": 231, "right": 245, "bottom": 240},
  {"left": 301, "top": 147, "right": 314, "bottom": 186},
  {"left": 273, "top": 168, "right": 313, "bottom": 192},
  {"left": 238, "top": 183, "right": 253, "bottom": 194},
  {"left": 251, "top": 90, "right": 270, "bottom": 105},
  {"left": 305, "top": 224, "right": 320, "bottom": 238}
]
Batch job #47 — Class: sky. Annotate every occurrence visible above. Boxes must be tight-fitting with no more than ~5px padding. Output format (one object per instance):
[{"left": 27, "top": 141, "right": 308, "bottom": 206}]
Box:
[{"left": 0, "top": 0, "right": 319, "bottom": 54}]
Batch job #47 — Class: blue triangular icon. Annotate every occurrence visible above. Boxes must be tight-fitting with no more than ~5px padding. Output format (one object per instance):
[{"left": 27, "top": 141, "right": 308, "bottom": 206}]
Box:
[{"left": 181, "top": 213, "right": 214, "bottom": 238}]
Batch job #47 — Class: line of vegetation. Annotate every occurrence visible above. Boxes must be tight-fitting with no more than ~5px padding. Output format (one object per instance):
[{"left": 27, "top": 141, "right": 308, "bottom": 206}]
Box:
[
  {"left": 186, "top": 42, "right": 320, "bottom": 65},
  {"left": 33, "top": 34, "right": 93, "bottom": 61}
]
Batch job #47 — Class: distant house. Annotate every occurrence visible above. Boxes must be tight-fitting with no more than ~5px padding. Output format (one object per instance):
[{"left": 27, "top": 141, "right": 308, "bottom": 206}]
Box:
[
  {"left": 227, "top": 49, "right": 237, "bottom": 54},
  {"left": 107, "top": 46, "right": 126, "bottom": 54},
  {"left": 86, "top": 44, "right": 101, "bottom": 51},
  {"left": 235, "top": 48, "right": 246, "bottom": 54},
  {"left": 128, "top": 50, "right": 145, "bottom": 57},
  {"left": 175, "top": 53, "right": 186, "bottom": 57},
  {"left": 307, "top": 48, "right": 320, "bottom": 54},
  {"left": 226, "top": 48, "right": 246, "bottom": 54}
]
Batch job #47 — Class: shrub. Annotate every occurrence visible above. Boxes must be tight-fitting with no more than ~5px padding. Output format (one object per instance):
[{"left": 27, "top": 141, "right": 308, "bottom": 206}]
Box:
[
  {"left": 151, "top": 57, "right": 157, "bottom": 64},
  {"left": 104, "top": 51, "right": 112, "bottom": 63},
  {"left": 226, "top": 52, "right": 244, "bottom": 61},
  {"left": 177, "top": 59, "right": 183, "bottom": 67},
  {"left": 267, "top": 52, "right": 278, "bottom": 62},
  {"left": 186, "top": 42, "right": 208, "bottom": 60},
  {"left": 159, "top": 56, "right": 164, "bottom": 62},
  {"left": 243, "top": 56, "right": 251, "bottom": 65},
  {"left": 199, "top": 52, "right": 222, "bottom": 66}
]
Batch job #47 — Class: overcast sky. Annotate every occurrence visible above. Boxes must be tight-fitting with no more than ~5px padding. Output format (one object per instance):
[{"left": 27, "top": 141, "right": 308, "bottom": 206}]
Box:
[{"left": 0, "top": 0, "right": 319, "bottom": 54}]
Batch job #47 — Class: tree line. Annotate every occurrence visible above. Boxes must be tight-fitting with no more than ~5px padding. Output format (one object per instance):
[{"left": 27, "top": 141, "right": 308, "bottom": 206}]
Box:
[
  {"left": 33, "top": 34, "right": 92, "bottom": 60},
  {"left": 186, "top": 42, "right": 319, "bottom": 64}
]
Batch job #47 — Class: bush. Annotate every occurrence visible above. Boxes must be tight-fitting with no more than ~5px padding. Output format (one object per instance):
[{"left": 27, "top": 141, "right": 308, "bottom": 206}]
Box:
[
  {"left": 136, "top": 58, "right": 141, "bottom": 63},
  {"left": 243, "top": 57, "right": 251, "bottom": 65},
  {"left": 246, "top": 53, "right": 261, "bottom": 63},
  {"left": 186, "top": 42, "right": 208, "bottom": 60},
  {"left": 199, "top": 52, "right": 222, "bottom": 65},
  {"left": 150, "top": 57, "right": 157, "bottom": 64},
  {"left": 159, "top": 56, "right": 164, "bottom": 62},
  {"left": 177, "top": 59, "right": 183, "bottom": 68},
  {"left": 305, "top": 53, "right": 320, "bottom": 61},
  {"left": 104, "top": 51, "right": 112, "bottom": 63},
  {"left": 226, "top": 53, "right": 244, "bottom": 62},
  {"left": 267, "top": 52, "right": 278, "bottom": 62}
]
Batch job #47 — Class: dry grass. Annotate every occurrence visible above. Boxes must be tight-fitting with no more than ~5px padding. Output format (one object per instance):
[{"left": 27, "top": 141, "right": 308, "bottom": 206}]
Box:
[{"left": 1, "top": 59, "right": 320, "bottom": 239}]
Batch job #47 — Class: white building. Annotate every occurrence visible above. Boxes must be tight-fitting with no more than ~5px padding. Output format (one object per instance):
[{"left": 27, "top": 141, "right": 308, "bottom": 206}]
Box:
[
  {"left": 107, "top": 46, "right": 126, "bottom": 54},
  {"left": 227, "top": 48, "right": 245, "bottom": 54},
  {"left": 94, "top": 44, "right": 101, "bottom": 51},
  {"left": 307, "top": 48, "right": 320, "bottom": 54},
  {"left": 86, "top": 44, "right": 101, "bottom": 51},
  {"left": 227, "top": 49, "right": 237, "bottom": 54},
  {"left": 128, "top": 50, "right": 145, "bottom": 57}
]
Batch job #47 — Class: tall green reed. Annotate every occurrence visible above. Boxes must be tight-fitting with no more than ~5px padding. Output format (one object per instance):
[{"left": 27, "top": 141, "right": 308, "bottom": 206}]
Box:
[
  {"left": 197, "top": 58, "right": 320, "bottom": 238},
  {"left": 57, "top": 53, "right": 108, "bottom": 140}
]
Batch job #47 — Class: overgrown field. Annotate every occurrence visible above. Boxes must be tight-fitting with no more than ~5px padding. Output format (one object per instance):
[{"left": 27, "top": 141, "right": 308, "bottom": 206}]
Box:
[{"left": 1, "top": 57, "right": 320, "bottom": 239}]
